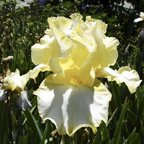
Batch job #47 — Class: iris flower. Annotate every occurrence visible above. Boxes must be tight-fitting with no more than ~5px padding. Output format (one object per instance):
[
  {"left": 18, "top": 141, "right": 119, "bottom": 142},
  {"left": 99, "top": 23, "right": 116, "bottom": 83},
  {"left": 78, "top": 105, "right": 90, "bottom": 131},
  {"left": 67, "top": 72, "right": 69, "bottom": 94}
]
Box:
[
  {"left": 3, "top": 64, "right": 48, "bottom": 92},
  {"left": 1, "top": 64, "right": 49, "bottom": 109},
  {"left": 134, "top": 12, "right": 144, "bottom": 23},
  {"left": 2, "top": 12, "right": 140, "bottom": 136},
  {"left": 31, "top": 13, "right": 141, "bottom": 136}
]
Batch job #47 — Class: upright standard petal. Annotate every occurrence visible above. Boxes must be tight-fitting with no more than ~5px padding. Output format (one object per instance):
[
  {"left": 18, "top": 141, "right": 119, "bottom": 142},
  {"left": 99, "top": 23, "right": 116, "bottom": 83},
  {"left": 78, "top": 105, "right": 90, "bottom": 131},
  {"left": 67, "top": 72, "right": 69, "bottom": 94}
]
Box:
[
  {"left": 100, "top": 37, "right": 119, "bottom": 67},
  {"left": 68, "top": 16, "right": 119, "bottom": 69},
  {"left": 48, "top": 16, "right": 73, "bottom": 57},
  {"left": 31, "top": 35, "right": 60, "bottom": 65},
  {"left": 35, "top": 80, "right": 111, "bottom": 136}
]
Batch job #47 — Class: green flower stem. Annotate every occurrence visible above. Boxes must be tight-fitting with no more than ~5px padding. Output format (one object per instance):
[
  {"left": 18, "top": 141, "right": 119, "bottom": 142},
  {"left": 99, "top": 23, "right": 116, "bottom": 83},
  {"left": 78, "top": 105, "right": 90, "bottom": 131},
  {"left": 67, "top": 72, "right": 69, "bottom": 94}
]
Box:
[{"left": 60, "top": 135, "right": 74, "bottom": 144}]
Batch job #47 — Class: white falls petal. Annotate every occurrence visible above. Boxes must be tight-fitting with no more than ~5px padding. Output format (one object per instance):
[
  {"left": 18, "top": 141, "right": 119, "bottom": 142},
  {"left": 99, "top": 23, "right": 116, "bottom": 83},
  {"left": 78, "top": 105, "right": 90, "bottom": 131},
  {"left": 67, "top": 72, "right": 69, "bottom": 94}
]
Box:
[{"left": 34, "top": 81, "right": 111, "bottom": 136}]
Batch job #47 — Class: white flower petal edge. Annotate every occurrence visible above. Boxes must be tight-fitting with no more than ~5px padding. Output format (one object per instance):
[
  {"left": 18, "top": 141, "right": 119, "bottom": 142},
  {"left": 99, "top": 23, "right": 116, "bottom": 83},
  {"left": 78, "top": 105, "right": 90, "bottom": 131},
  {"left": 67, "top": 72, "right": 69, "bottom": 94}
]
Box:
[
  {"left": 98, "top": 66, "right": 142, "bottom": 93},
  {"left": 34, "top": 81, "right": 111, "bottom": 136}
]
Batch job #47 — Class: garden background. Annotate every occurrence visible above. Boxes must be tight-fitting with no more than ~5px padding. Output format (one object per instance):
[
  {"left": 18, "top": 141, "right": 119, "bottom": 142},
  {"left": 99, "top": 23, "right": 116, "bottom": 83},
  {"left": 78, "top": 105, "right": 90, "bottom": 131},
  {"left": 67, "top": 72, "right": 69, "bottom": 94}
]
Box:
[{"left": 0, "top": 0, "right": 144, "bottom": 143}]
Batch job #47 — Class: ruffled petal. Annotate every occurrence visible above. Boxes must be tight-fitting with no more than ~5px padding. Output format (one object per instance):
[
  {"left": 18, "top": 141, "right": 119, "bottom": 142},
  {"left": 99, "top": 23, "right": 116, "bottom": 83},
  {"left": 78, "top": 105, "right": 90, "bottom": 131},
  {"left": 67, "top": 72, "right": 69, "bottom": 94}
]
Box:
[
  {"left": 31, "top": 35, "right": 60, "bottom": 65},
  {"left": 101, "top": 37, "right": 119, "bottom": 67},
  {"left": 32, "top": 14, "right": 119, "bottom": 71},
  {"left": 48, "top": 16, "right": 73, "bottom": 57},
  {"left": 96, "top": 66, "right": 142, "bottom": 93},
  {"left": 68, "top": 16, "right": 119, "bottom": 68},
  {"left": 69, "top": 20, "right": 97, "bottom": 53},
  {"left": 34, "top": 80, "right": 111, "bottom": 136}
]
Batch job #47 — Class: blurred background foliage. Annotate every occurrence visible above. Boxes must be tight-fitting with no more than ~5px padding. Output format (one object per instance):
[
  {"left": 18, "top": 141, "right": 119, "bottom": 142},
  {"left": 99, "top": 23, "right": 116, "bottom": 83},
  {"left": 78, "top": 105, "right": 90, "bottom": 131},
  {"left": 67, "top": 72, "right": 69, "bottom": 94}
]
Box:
[{"left": 0, "top": 0, "right": 144, "bottom": 143}]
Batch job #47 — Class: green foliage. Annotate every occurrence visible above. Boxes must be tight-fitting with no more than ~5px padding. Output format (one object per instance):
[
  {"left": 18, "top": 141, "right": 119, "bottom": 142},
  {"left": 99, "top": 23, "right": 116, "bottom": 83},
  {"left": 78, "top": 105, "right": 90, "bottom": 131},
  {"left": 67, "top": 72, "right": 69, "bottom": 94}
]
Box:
[{"left": 0, "top": 0, "right": 144, "bottom": 144}]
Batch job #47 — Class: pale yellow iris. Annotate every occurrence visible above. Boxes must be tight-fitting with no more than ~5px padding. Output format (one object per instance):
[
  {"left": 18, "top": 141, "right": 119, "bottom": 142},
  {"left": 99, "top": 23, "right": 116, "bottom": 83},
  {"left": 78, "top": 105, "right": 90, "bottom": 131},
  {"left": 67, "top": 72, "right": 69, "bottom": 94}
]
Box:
[{"left": 30, "top": 13, "right": 141, "bottom": 136}]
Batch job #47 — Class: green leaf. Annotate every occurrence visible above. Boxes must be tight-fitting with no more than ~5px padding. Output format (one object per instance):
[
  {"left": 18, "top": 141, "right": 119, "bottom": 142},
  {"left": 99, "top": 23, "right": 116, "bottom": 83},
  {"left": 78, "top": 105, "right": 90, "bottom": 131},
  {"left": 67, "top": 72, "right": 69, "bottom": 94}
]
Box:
[
  {"left": 23, "top": 109, "right": 42, "bottom": 142},
  {"left": 92, "top": 129, "right": 101, "bottom": 144},
  {"left": 124, "top": 128, "right": 140, "bottom": 144},
  {"left": 0, "top": 102, "right": 8, "bottom": 143},
  {"left": 40, "top": 122, "right": 48, "bottom": 144},
  {"left": 110, "top": 82, "right": 121, "bottom": 110},
  {"left": 112, "top": 99, "right": 127, "bottom": 144},
  {"left": 100, "top": 121, "right": 111, "bottom": 144},
  {"left": 107, "top": 108, "right": 118, "bottom": 126}
]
